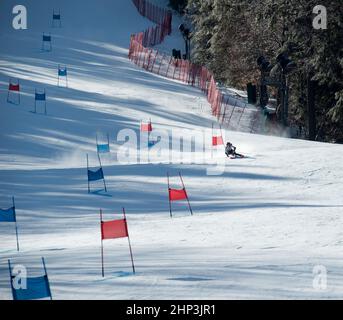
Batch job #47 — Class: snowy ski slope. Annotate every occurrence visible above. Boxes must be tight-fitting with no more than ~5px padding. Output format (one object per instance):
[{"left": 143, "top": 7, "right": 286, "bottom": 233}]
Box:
[{"left": 0, "top": 0, "right": 343, "bottom": 299}]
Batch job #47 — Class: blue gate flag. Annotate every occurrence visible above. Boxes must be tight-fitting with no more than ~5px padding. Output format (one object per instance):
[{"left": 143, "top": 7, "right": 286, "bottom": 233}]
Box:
[
  {"left": 53, "top": 13, "right": 61, "bottom": 20},
  {"left": 58, "top": 67, "right": 67, "bottom": 76},
  {"left": 88, "top": 168, "right": 104, "bottom": 182},
  {"left": 12, "top": 276, "right": 51, "bottom": 300},
  {"left": 52, "top": 10, "right": 62, "bottom": 28},
  {"left": 43, "top": 35, "right": 51, "bottom": 42},
  {"left": 35, "top": 92, "right": 46, "bottom": 101},
  {"left": 0, "top": 207, "right": 16, "bottom": 222},
  {"left": 148, "top": 140, "right": 158, "bottom": 148},
  {"left": 9, "top": 258, "right": 52, "bottom": 300},
  {"left": 97, "top": 144, "right": 110, "bottom": 153}
]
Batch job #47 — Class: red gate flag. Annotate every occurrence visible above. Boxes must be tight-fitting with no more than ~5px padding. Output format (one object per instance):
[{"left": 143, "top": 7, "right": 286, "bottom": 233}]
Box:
[
  {"left": 101, "top": 219, "right": 128, "bottom": 240},
  {"left": 141, "top": 122, "right": 152, "bottom": 132},
  {"left": 212, "top": 136, "right": 224, "bottom": 146},
  {"left": 167, "top": 172, "right": 193, "bottom": 217},
  {"left": 7, "top": 79, "right": 21, "bottom": 105},
  {"left": 100, "top": 208, "right": 135, "bottom": 276},
  {"left": 9, "top": 83, "right": 20, "bottom": 91},
  {"left": 169, "top": 188, "right": 187, "bottom": 201}
]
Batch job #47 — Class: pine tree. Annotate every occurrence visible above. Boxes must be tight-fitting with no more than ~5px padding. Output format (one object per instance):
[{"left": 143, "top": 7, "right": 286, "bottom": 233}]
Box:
[{"left": 186, "top": 0, "right": 343, "bottom": 142}]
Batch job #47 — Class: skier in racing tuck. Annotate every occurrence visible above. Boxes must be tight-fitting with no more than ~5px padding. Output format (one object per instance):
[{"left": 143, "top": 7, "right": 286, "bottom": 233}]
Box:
[{"left": 225, "top": 142, "right": 244, "bottom": 158}]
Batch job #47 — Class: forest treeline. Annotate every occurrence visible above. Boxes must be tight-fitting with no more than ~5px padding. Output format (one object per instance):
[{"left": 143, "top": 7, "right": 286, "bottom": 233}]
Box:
[{"left": 169, "top": 0, "right": 343, "bottom": 143}]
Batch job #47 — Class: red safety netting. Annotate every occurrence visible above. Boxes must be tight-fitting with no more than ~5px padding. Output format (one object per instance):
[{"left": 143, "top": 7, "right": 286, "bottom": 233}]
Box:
[
  {"left": 131, "top": 0, "right": 172, "bottom": 47},
  {"left": 101, "top": 219, "right": 128, "bottom": 240},
  {"left": 9, "top": 83, "right": 20, "bottom": 91},
  {"left": 169, "top": 188, "right": 188, "bottom": 201},
  {"left": 129, "top": 0, "right": 261, "bottom": 133},
  {"left": 129, "top": 38, "right": 223, "bottom": 118},
  {"left": 132, "top": 0, "right": 172, "bottom": 28}
]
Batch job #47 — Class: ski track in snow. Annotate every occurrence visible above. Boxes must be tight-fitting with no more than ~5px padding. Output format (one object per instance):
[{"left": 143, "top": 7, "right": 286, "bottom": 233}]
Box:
[{"left": 0, "top": 0, "right": 343, "bottom": 299}]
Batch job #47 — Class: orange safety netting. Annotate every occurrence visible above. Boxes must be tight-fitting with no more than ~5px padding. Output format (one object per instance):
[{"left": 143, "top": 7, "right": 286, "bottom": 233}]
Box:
[{"left": 129, "top": 0, "right": 261, "bottom": 133}]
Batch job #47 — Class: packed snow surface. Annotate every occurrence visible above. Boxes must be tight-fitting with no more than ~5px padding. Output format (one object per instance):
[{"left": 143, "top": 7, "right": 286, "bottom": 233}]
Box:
[{"left": 0, "top": 0, "right": 343, "bottom": 299}]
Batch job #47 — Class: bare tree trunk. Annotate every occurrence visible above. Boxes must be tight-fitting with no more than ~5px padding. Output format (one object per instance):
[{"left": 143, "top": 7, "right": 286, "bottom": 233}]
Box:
[{"left": 307, "top": 72, "right": 316, "bottom": 141}]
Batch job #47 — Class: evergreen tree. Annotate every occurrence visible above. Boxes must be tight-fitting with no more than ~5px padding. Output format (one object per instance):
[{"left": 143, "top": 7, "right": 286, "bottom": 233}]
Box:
[
  {"left": 169, "top": 0, "right": 188, "bottom": 13},
  {"left": 185, "top": 0, "right": 343, "bottom": 142}
]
